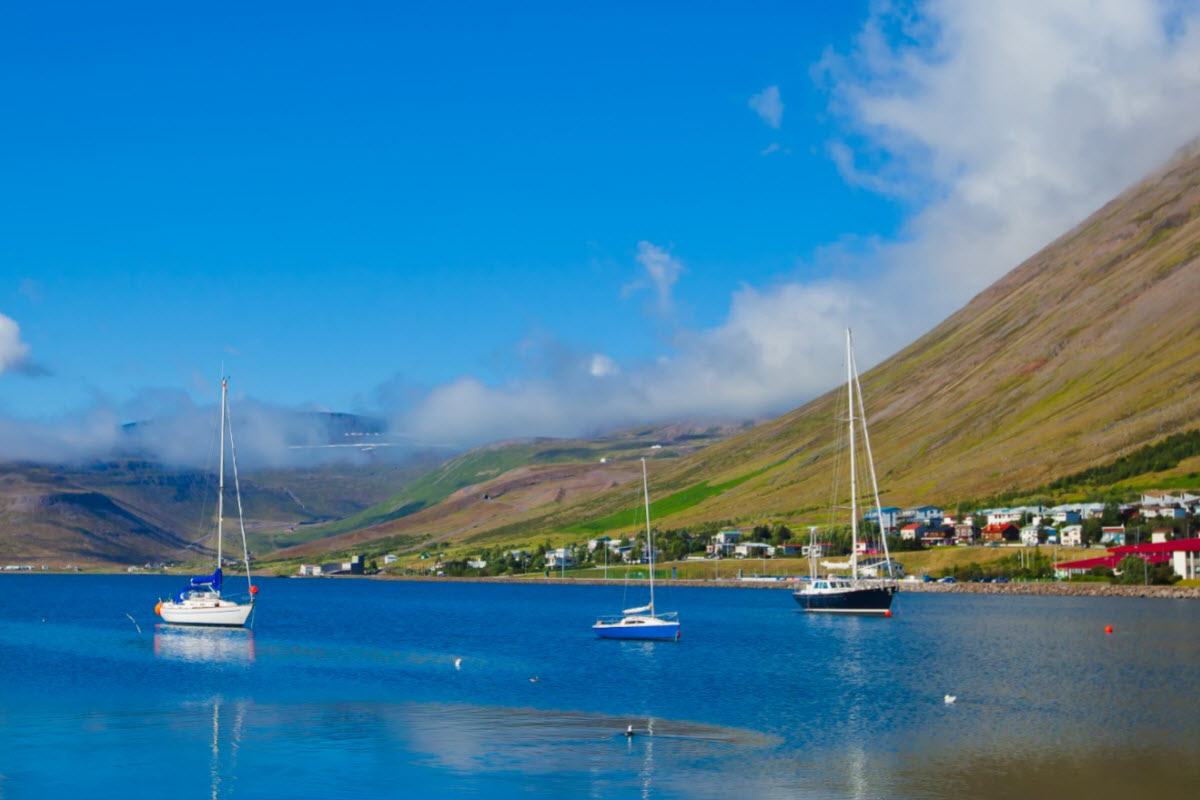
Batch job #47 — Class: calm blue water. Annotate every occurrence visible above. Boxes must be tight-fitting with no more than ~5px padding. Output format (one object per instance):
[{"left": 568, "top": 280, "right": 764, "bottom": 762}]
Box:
[{"left": 2, "top": 576, "right": 1199, "bottom": 799}]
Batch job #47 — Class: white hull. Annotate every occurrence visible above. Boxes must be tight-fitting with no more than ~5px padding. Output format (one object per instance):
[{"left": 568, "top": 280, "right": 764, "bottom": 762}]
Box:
[{"left": 159, "top": 599, "right": 253, "bottom": 627}]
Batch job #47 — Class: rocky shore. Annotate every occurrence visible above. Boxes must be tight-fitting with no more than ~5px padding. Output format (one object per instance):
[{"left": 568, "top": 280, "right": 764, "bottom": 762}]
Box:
[{"left": 898, "top": 580, "right": 1200, "bottom": 599}]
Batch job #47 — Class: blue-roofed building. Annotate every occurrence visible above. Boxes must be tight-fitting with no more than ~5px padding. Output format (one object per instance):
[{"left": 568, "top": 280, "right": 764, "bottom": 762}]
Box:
[{"left": 864, "top": 507, "right": 901, "bottom": 534}]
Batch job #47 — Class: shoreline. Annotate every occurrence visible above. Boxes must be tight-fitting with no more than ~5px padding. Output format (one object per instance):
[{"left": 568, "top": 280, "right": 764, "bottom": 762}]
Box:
[
  {"left": 11, "top": 571, "right": 1199, "bottom": 599},
  {"left": 363, "top": 574, "right": 1200, "bottom": 599}
]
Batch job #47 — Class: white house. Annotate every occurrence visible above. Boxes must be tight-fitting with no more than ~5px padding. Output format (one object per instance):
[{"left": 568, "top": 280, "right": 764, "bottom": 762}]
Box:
[
  {"left": 1019, "top": 526, "right": 1041, "bottom": 547},
  {"left": 734, "top": 542, "right": 772, "bottom": 558},
  {"left": 466, "top": 558, "right": 487, "bottom": 569},
  {"left": 1060, "top": 525, "right": 1083, "bottom": 547},
  {"left": 987, "top": 508, "right": 1024, "bottom": 526},
  {"left": 1143, "top": 506, "right": 1186, "bottom": 520},
  {"left": 298, "top": 564, "right": 322, "bottom": 577},
  {"left": 383, "top": 554, "right": 398, "bottom": 565},
  {"left": 708, "top": 529, "right": 742, "bottom": 557},
  {"left": 545, "top": 548, "right": 575, "bottom": 568}
]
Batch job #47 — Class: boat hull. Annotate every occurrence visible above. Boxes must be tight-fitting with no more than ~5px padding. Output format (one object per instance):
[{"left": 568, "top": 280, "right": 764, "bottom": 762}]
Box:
[
  {"left": 158, "top": 600, "right": 254, "bottom": 627},
  {"left": 593, "top": 614, "right": 680, "bottom": 641},
  {"left": 793, "top": 585, "right": 895, "bottom": 615}
]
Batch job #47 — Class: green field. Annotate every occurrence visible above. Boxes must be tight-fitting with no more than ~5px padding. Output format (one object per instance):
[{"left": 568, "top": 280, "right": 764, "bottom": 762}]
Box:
[{"left": 563, "top": 465, "right": 773, "bottom": 535}]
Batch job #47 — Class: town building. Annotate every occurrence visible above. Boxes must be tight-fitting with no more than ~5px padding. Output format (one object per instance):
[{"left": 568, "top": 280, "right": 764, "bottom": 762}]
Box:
[
  {"left": 954, "top": 521, "right": 981, "bottom": 545},
  {"left": 1059, "top": 524, "right": 1084, "bottom": 547},
  {"left": 982, "top": 522, "right": 1019, "bottom": 544}
]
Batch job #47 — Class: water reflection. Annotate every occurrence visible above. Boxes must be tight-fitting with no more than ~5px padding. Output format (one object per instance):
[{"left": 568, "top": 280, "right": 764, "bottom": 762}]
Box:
[
  {"left": 153, "top": 626, "right": 256, "bottom": 663},
  {"left": 200, "top": 698, "right": 247, "bottom": 800},
  {"left": 392, "top": 702, "right": 777, "bottom": 796}
]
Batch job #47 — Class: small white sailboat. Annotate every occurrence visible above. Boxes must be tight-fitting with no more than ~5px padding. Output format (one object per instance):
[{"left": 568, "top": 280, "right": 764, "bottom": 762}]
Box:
[
  {"left": 794, "top": 329, "right": 898, "bottom": 615},
  {"left": 156, "top": 376, "right": 257, "bottom": 627},
  {"left": 593, "top": 458, "right": 680, "bottom": 641}
]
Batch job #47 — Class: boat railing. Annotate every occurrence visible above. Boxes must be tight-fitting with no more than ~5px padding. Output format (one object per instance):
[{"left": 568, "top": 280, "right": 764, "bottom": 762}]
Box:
[{"left": 595, "top": 611, "right": 678, "bottom": 625}]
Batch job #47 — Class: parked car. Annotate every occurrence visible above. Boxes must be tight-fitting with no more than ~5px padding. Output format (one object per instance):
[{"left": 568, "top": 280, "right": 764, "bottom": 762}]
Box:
[
  {"left": 993, "top": 576, "right": 1010, "bottom": 583},
  {"left": 938, "top": 576, "right": 956, "bottom": 584}
]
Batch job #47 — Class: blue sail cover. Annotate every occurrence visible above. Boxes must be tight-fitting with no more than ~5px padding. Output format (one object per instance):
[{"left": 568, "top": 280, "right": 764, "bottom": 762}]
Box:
[{"left": 175, "top": 568, "right": 222, "bottom": 601}]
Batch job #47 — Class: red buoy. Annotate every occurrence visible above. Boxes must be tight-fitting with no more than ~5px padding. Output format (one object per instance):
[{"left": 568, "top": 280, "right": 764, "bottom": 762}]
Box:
[
  {"left": 885, "top": 610, "right": 892, "bottom": 618},
  {"left": 250, "top": 585, "right": 259, "bottom": 596},
  {"left": 1104, "top": 625, "right": 1113, "bottom": 634}
]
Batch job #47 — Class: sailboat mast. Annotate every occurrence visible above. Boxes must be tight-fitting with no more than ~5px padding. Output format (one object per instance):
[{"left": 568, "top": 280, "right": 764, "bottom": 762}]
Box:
[
  {"left": 847, "top": 329, "right": 858, "bottom": 581},
  {"left": 642, "top": 457, "right": 654, "bottom": 612},
  {"left": 850, "top": 340, "right": 894, "bottom": 578},
  {"left": 217, "top": 376, "right": 226, "bottom": 570}
]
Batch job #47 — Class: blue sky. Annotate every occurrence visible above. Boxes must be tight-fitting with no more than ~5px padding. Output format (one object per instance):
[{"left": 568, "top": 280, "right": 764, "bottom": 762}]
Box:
[{"left": 4, "top": 1, "right": 1200, "bottom": 459}]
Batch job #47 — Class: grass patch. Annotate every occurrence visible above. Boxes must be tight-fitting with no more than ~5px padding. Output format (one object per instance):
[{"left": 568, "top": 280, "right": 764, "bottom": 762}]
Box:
[{"left": 564, "top": 465, "right": 773, "bottom": 535}]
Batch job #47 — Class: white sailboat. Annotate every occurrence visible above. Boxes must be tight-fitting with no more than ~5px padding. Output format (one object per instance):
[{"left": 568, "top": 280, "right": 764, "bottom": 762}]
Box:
[
  {"left": 593, "top": 458, "right": 680, "bottom": 641},
  {"left": 794, "top": 329, "right": 898, "bottom": 615},
  {"left": 156, "top": 376, "right": 257, "bottom": 627}
]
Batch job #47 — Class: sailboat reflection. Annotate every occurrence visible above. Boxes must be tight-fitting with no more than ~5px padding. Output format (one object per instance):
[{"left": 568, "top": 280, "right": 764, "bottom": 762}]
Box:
[
  {"left": 635, "top": 717, "right": 657, "bottom": 800},
  {"left": 207, "top": 698, "right": 248, "bottom": 800},
  {"left": 153, "top": 625, "right": 256, "bottom": 663}
]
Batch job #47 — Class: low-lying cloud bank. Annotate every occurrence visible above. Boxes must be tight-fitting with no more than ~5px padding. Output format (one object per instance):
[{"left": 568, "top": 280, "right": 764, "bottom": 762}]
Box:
[{"left": 0, "top": 390, "right": 398, "bottom": 470}]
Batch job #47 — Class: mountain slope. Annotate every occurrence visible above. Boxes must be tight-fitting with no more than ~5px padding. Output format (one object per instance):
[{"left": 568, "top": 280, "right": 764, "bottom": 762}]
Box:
[
  {"left": 0, "top": 459, "right": 436, "bottom": 567},
  {"left": 293, "top": 139, "right": 1200, "bottom": 558}
]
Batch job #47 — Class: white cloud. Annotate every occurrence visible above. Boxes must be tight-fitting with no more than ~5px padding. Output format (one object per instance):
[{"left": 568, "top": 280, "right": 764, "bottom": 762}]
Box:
[
  {"left": 748, "top": 85, "right": 784, "bottom": 129},
  {"left": 397, "top": 1, "right": 1200, "bottom": 444},
  {"left": 814, "top": 0, "right": 1200, "bottom": 303},
  {"left": 589, "top": 354, "right": 619, "bottom": 377},
  {"left": 0, "top": 313, "right": 32, "bottom": 375},
  {"left": 626, "top": 240, "right": 685, "bottom": 315}
]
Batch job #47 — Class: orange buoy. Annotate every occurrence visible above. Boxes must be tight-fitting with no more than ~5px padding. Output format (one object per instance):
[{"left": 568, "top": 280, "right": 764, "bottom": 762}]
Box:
[
  {"left": 250, "top": 585, "right": 259, "bottom": 596},
  {"left": 154, "top": 601, "right": 162, "bottom": 616},
  {"left": 1104, "top": 625, "right": 1113, "bottom": 634}
]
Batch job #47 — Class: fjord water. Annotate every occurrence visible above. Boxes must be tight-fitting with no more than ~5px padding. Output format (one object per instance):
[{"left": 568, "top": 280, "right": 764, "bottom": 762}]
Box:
[{"left": 2, "top": 576, "right": 1199, "bottom": 799}]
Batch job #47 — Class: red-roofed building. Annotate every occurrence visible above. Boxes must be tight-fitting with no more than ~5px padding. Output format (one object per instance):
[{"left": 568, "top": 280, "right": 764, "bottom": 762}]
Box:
[
  {"left": 981, "top": 523, "right": 1018, "bottom": 544},
  {"left": 1056, "top": 537, "right": 1200, "bottom": 579},
  {"left": 1055, "top": 553, "right": 1170, "bottom": 574}
]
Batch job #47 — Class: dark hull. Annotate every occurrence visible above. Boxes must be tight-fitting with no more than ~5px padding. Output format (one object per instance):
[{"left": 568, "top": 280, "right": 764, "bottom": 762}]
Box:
[{"left": 793, "top": 585, "right": 896, "bottom": 614}]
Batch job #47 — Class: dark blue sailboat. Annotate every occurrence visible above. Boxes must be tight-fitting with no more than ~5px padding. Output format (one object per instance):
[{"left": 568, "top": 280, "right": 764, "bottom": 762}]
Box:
[{"left": 794, "top": 329, "right": 898, "bottom": 616}]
